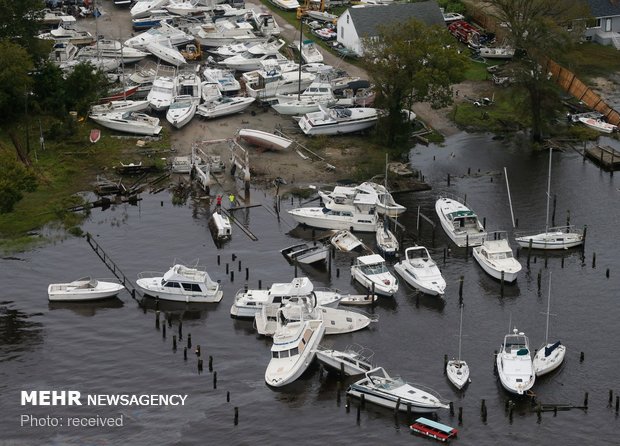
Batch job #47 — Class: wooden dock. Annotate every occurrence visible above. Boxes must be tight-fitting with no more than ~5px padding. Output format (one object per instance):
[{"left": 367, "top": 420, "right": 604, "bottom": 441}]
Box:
[{"left": 585, "top": 145, "right": 620, "bottom": 171}]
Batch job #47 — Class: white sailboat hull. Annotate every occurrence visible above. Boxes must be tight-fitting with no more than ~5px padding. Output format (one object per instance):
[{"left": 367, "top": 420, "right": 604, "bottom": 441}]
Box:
[
  {"left": 533, "top": 342, "right": 566, "bottom": 377},
  {"left": 515, "top": 231, "right": 583, "bottom": 250},
  {"left": 446, "top": 360, "right": 470, "bottom": 390}
]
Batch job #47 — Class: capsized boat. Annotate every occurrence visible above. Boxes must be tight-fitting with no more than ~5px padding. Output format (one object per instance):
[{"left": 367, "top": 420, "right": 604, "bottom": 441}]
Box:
[
  {"left": 330, "top": 229, "right": 363, "bottom": 252},
  {"left": 496, "top": 327, "right": 535, "bottom": 395},
  {"left": 264, "top": 311, "right": 324, "bottom": 387},
  {"left": 209, "top": 212, "right": 232, "bottom": 239},
  {"left": 136, "top": 263, "right": 223, "bottom": 303},
  {"left": 435, "top": 196, "right": 487, "bottom": 247},
  {"left": 229, "top": 276, "right": 341, "bottom": 318},
  {"left": 394, "top": 246, "right": 446, "bottom": 296},
  {"left": 351, "top": 254, "right": 398, "bottom": 297},
  {"left": 347, "top": 367, "right": 450, "bottom": 413},
  {"left": 237, "top": 128, "right": 293, "bottom": 151},
  {"left": 146, "top": 40, "right": 187, "bottom": 66},
  {"left": 298, "top": 106, "right": 379, "bottom": 136},
  {"left": 280, "top": 243, "right": 329, "bottom": 265},
  {"left": 131, "top": 0, "right": 172, "bottom": 19},
  {"left": 314, "top": 344, "right": 375, "bottom": 376},
  {"left": 48, "top": 277, "right": 124, "bottom": 301},
  {"left": 472, "top": 233, "right": 522, "bottom": 282}
]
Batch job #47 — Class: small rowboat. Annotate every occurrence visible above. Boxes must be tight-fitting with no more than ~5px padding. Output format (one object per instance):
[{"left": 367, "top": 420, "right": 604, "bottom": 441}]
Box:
[
  {"left": 410, "top": 417, "right": 458, "bottom": 442},
  {"left": 89, "top": 129, "right": 101, "bottom": 143},
  {"left": 237, "top": 128, "right": 293, "bottom": 151},
  {"left": 339, "top": 293, "right": 377, "bottom": 306}
]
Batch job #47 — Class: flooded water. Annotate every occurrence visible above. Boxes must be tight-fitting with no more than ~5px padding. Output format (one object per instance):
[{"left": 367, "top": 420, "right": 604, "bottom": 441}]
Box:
[{"left": 1, "top": 132, "right": 619, "bottom": 445}]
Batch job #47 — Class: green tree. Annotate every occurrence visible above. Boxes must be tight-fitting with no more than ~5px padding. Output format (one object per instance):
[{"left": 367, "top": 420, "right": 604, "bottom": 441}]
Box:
[
  {"left": 0, "top": 150, "right": 37, "bottom": 214},
  {"left": 0, "top": 39, "right": 34, "bottom": 123},
  {"left": 362, "top": 19, "right": 467, "bottom": 147},
  {"left": 32, "top": 62, "right": 67, "bottom": 115},
  {"left": 0, "top": 0, "right": 48, "bottom": 58},
  {"left": 485, "top": 0, "right": 589, "bottom": 142},
  {"left": 64, "top": 62, "right": 110, "bottom": 117}
]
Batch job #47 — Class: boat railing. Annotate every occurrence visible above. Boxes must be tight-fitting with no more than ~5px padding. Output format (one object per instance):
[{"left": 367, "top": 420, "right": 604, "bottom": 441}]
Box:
[
  {"left": 137, "top": 271, "right": 165, "bottom": 280},
  {"left": 436, "top": 192, "right": 468, "bottom": 206},
  {"left": 345, "top": 343, "right": 375, "bottom": 363},
  {"left": 514, "top": 224, "right": 583, "bottom": 238}
]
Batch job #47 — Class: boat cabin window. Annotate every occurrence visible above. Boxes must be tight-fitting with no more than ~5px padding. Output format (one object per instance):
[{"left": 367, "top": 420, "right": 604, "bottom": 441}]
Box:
[
  {"left": 182, "top": 283, "right": 202, "bottom": 292},
  {"left": 163, "top": 281, "right": 181, "bottom": 288},
  {"left": 360, "top": 263, "right": 388, "bottom": 275}
]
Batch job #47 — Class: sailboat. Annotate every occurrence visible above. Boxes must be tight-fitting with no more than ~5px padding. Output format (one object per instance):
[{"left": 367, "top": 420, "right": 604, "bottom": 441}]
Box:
[
  {"left": 533, "top": 273, "right": 566, "bottom": 377},
  {"left": 375, "top": 155, "right": 399, "bottom": 256},
  {"left": 446, "top": 304, "right": 470, "bottom": 389},
  {"left": 515, "top": 148, "right": 584, "bottom": 250}
]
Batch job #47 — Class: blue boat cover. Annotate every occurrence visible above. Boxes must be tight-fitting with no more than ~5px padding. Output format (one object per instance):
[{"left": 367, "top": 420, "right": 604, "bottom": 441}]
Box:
[
  {"left": 414, "top": 417, "right": 454, "bottom": 434},
  {"left": 544, "top": 340, "right": 562, "bottom": 357}
]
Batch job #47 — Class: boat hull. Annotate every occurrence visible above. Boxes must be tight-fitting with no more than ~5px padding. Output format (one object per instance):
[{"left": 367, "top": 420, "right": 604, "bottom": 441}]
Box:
[
  {"left": 533, "top": 343, "right": 566, "bottom": 377},
  {"left": 393, "top": 262, "right": 445, "bottom": 296},
  {"left": 196, "top": 98, "right": 255, "bottom": 119},
  {"left": 238, "top": 129, "right": 293, "bottom": 150},
  {"left": 515, "top": 231, "right": 583, "bottom": 250},
  {"left": 48, "top": 281, "right": 124, "bottom": 302},
  {"left": 136, "top": 279, "right": 223, "bottom": 303},
  {"left": 298, "top": 115, "right": 377, "bottom": 136},
  {"left": 288, "top": 207, "right": 377, "bottom": 232},
  {"left": 347, "top": 385, "right": 445, "bottom": 414},
  {"left": 446, "top": 360, "right": 470, "bottom": 390},
  {"left": 472, "top": 247, "right": 521, "bottom": 282},
  {"left": 435, "top": 197, "right": 486, "bottom": 247}
]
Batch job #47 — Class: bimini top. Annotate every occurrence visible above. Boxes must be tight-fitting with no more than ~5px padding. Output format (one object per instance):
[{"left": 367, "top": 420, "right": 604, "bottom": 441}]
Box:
[
  {"left": 163, "top": 264, "right": 217, "bottom": 286},
  {"left": 268, "top": 277, "right": 314, "bottom": 296},
  {"left": 356, "top": 254, "right": 385, "bottom": 265}
]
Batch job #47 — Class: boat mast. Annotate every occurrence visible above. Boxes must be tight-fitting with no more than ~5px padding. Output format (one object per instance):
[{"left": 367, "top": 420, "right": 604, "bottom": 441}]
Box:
[
  {"left": 545, "top": 147, "right": 552, "bottom": 233},
  {"left": 544, "top": 272, "right": 551, "bottom": 345},
  {"left": 504, "top": 167, "right": 516, "bottom": 228},
  {"left": 457, "top": 303, "right": 463, "bottom": 362},
  {"left": 297, "top": 17, "right": 303, "bottom": 101}
]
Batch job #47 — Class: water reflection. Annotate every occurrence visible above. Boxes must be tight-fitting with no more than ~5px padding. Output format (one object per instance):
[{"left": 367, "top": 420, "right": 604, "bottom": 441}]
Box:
[
  {"left": 138, "top": 296, "right": 216, "bottom": 321},
  {"left": 0, "top": 306, "right": 43, "bottom": 360},
  {"left": 48, "top": 297, "right": 124, "bottom": 316}
]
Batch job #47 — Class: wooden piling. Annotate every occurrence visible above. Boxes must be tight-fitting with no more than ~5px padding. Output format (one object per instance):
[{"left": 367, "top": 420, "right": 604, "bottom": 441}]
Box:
[
  {"left": 198, "top": 358, "right": 203, "bottom": 372},
  {"left": 183, "top": 347, "right": 187, "bottom": 361},
  {"left": 592, "top": 252, "right": 596, "bottom": 268},
  {"left": 361, "top": 393, "right": 366, "bottom": 410},
  {"left": 537, "top": 269, "right": 542, "bottom": 292},
  {"left": 356, "top": 403, "right": 361, "bottom": 424},
  {"left": 346, "top": 395, "right": 350, "bottom": 413},
  {"left": 500, "top": 271, "right": 505, "bottom": 297},
  {"left": 606, "top": 268, "right": 610, "bottom": 278},
  {"left": 258, "top": 279, "right": 262, "bottom": 289},
  {"left": 187, "top": 333, "right": 192, "bottom": 349},
  {"left": 230, "top": 271, "right": 234, "bottom": 282},
  {"left": 527, "top": 239, "right": 532, "bottom": 269},
  {"left": 227, "top": 391, "right": 230, "bottom": 403},
  {"left": 173, "top": 335, "right": 177, "bottom": 351},
  {"left": 551, "top": 194, "right": 557, "bottom": 227},
  {"left": 561, "top": 256, "right": 564, "bottom": 268},
  {"left": 447, "top": 173, "right": 451, "bottom": 186},
  {"left": 213, "top": 371, "right": 217, "bottom": 389},
  {"left": 336, "top": 268, "right": 340, "bottom": 278},
  {"left": 458, "top": 407, "right": 463, "bottom": 425},
  {"left": 444, "top": 354, "right": 448, "bottom": 373},
  {"left": 179, "top": 320, "right": 183, "bottom": 340},
  {"left": 583, "top": 392, "right": 588, "bottom": 408},
  {"left": 217, "top": 254, "right": 220, "bottom": 265},
  {"left": 458, "top": 276, "right": 463, "bottom": 303},
  {"left": 449, "top": 401, "right": 454, "bottom": 416},
  {"left": 245, "top": 267, "right": 249, "bottom": 280},
  {"left": 195, "top": 345, "right": 201, "bottom": 357},
  {"left": 609, "top": 389, "right": 613, "bottom": 406},
  {"left": 155, "top": 310, "right": 160, "bottom": 329},
  {"left": 580, "top": 351, "right": 584, "bottom": 362},
  {"left": 465, "top": 235, "right": 469, "bottom": 259},
  {"left": 238, "top": 259, "right": 241, "bottom": 272},
  {"left": 162, "top": 323, "right": 166, "bottom": 338},
  {"left": 209, "top": 355, "right": 213, "bottom": 372},
  {"left": 616, "top": 395, "right": 619, "bottom": 413},
  {"left": 226, "top": 263, "right": 229, "bottom": 274},
  {"left": 234, "top": 407, "right": 238, "bottom": 425}
]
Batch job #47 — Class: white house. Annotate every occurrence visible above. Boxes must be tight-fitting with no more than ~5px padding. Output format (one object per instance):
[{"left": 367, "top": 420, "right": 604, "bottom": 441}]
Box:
[
  {"left": 583, "top": 0, "right": 620, "bottom": 49},
  {"left": 336, "top": 0, "right": 445, "bottom": 56}
]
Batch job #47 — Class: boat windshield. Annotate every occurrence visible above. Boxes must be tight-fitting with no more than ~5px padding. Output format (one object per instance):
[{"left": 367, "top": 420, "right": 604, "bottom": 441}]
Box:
[
  {"left": 490, "top": 251, "right": 512, "bottom": 260},
  {"left": 360, "top": 263, "right": 388, "bottom": 275}
]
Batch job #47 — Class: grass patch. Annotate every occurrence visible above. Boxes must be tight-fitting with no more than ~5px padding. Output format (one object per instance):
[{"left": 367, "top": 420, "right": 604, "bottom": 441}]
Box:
[
  {"left": 462, "top": 57, "right": 491, "bottom": 81},
  {"left": 0, "top": 114, "right": 170, "bottom": 245},
  {"left": 562, "top": 42, "right": 620, "bottom": 81},
  {"left": 452, "top": 88, "right": 528, "bottom": 132}
]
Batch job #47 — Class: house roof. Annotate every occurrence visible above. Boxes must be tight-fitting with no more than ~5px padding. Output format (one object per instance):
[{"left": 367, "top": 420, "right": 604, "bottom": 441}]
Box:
[
  {"left": 347, "top": 0, "right": 445, "bottom": 38},
  {"left": 586, "top": 0, "right": 620, "bottom": 18}
]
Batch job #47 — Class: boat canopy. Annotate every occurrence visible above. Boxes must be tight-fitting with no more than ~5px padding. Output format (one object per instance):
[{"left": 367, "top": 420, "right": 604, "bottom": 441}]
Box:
[
  {"left": 356, "top": 254, "right": 385, "bottom": 265},
  {"left": 447, "top": 210, "right": 476, "bottom": 219}
]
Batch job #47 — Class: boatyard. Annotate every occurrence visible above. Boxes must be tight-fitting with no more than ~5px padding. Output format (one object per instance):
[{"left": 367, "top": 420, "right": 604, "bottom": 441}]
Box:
[{"left": 2, "top": 1, "right": 620, "bottom": 445}]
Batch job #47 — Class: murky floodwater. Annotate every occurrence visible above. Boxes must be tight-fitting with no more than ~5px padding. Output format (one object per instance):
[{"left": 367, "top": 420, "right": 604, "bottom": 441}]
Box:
[{"left": 1, "top": 132, "right": 618, "bottom": 445}]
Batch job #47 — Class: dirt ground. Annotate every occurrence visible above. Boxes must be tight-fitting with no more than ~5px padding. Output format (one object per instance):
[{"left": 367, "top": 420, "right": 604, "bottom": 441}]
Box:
[{"left": 81, "top": 1, "right": 483, "bottom": 198}]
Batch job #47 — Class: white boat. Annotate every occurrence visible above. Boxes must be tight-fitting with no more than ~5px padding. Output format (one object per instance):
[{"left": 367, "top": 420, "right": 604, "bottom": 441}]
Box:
[
  {"left": 237, "top": 128, "right": 293, "bottom": 150},
  {"left": 229, "top": 276, "right": 341, "bottom": 318},
  {"left": 146, "top": 40, "right": 187, "bottom": 66},
  {"left": 435, "top": 196, "right": 487, "bottom": 247},
  {"left": 270, "top": 0, "right": 300, "bottom": 10},
  {"left": 248, "top": 11, "right": 281, "bottom": 37},
  {"left": 446, "top": 304, "right": 470, "bottom": 390},
  {"left": 255, "top": 296, "right": 374, "bottom": 336},
  {"left": 533, "top": 274, "right": 566, "bottom": 377},
  {"left": 305, "top": 10, "right": 338, "bottom": 23},
  {"left": 127, "top": 67, "right": 158, "bottom": 98},
  {"left": 39, "top": 17, "right": 95, "bottom": 46},
  {"left": 90, "top": 100, "right": 150, "bottom": 114},
  {"left": 351, "top": 254, "right": 398, "bottom": 297},
  {"left": 189, "top": 20, "right": 263, "bottom": 48},
  {"left": 298, "top": 106, "right": 379, "bottom": 136},
  {"left": 209, "top": 211, "right": 232, "bottom": 239},
  {"left": 48, "top": 277, "right": 124, "bottom": 302},
  {"left": 287, "top": 201, "right": 378, "bottom": 232},
  {"left": 358, "top": 181, "right": 406, "bottom": 217},
  {"left": 347, "top": 367, "right": 450, "bottom": 413},
  {"left": 77, "top": 39, "right": 149, "bottom": 64},
  {"left": 166, "top": 95, "right": 197, "bottom": 128},
  {"left": 136, "top": 263, "right": 223, "bottom": 303},
  {"left": 243, "top": 65, "right": 316, "bottom": 100},
  {"left": 132, "top": 10, "right": 177, "bottom": 30},
  {"left": 280, "top": 243, "right": 329, "bottom": 265},
  {"left": 315, "top": 345, "right": 375, "bottom": 376},
  {"left": 330, "top": 229, "right": 363, "bottom": 252},
  {"left": 265, "top": 312, "right": 324, "bottom": 387},
  {"left": 89, "top": 111, "right": 162, "bottom": 135},
  {"left": 41, "top": 10, "right": 75, "bottom": 26},
  {"left": 147, "top": 74, "right": 178, "bottom": 111},
  {"left": 209, "top": 41, "right": 256, "bottom": 58},
  {"left": 131, "top": 0, "right": 171, "bottom": 19},
  {"left": 272, "top": 80, "right": 337, "bottom": 115},
  {"left": 196, "top": 96, "right": 255, "bottom": 119},
  {"left": 496, "top": 327, "right": 535, "bottom": 395},
  {"left": 165, "top": 0, "right": 211, "bottom": 16},
  {"left": 577, "top": 117, "right": 617, "bottom": 133},
  {"left": 202, "top": 67, "right": 240, "bottom": 94},
  {"left": 442, "top": 11, "right": 465, "bottom": 23},
  {"left": 515, "top": 148, "right": 584, "bottom": 250},
  {"left": 473, "top": 233, "right": 522, "bottom": 282},
  {"left": 177, "top": 70, "right": 202, "bottom": 99},
  {"left": 125, "top": 22, "right": 194, "bottom": 50},
  {"left": 201, "top": 82, "right": 222, "bottom": 103},
  {"left": 375, "top": 218, "right": 398, "bottom": 256},
  {"left": 300, "top": 39, "right": 323, "bottom": 64},
  {"left": 478, "top": 46, "right": 515, "bottom": 59},
  {"left": 220, "top": 51, "right": 288, "bottom": 72},
  {"left": 394, "top": 246, "right": 446, "bottom": 296}
]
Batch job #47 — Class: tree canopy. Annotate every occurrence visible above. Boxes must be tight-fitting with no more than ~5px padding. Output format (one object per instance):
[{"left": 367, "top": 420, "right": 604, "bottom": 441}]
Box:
[
  {"left": 362, "top": 19, "right": 467, "bottom": 147},
  {"left": 0, "top": 150, "right": 37, "bottom": 214},
  {"left": 0, "top": 0, "right": 49, "bottom": 58},
  {"left": 0, "top": 39, "right": 34, "bottom": 123},
  {"left": 484, "top": 0, "right": 590, "bottom": 141}
]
